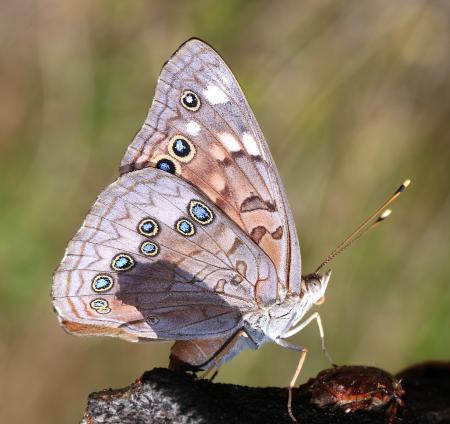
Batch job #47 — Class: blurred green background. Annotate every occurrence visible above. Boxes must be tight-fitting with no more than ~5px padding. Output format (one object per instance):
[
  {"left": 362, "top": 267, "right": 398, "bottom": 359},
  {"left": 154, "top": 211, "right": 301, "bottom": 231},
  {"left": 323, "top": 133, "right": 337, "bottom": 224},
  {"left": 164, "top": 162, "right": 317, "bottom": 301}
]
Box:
[{"left": 1, "top": 1, "right": 449, "bottom": 422}]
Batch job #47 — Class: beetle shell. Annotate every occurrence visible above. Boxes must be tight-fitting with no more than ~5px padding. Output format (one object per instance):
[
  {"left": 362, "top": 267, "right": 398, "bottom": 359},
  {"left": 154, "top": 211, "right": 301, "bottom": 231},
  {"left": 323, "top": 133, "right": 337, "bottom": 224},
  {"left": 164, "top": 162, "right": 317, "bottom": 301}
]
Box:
[{"left": 307, "top": 365, "right": 404, "bottom": 417}]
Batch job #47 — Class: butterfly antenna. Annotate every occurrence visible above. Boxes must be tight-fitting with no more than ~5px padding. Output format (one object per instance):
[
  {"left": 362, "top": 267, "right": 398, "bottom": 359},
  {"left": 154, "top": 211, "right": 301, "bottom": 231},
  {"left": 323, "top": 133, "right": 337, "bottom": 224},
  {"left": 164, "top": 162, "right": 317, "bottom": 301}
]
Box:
[{"left": 314, "top": 179, "right": 411, "bottom": 274}]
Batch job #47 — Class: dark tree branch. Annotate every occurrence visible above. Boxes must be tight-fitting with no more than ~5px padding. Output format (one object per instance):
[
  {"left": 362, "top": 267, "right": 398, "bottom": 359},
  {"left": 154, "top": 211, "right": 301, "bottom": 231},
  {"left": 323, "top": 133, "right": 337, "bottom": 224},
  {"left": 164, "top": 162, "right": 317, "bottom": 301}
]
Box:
[{"left": 81, "top": 362, "right": 450, "bottom": 423}]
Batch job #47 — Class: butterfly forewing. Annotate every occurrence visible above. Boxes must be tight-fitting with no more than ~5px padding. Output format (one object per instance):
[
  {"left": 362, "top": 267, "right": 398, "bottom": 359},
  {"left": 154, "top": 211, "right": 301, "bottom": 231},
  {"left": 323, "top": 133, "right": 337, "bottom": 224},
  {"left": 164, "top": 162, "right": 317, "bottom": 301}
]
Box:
[
  {"left": 52, "top": 167, "right": 278, "bottom": 341},
  {"left": 120, "top": 39, "right": 301, "bottom": 297}
]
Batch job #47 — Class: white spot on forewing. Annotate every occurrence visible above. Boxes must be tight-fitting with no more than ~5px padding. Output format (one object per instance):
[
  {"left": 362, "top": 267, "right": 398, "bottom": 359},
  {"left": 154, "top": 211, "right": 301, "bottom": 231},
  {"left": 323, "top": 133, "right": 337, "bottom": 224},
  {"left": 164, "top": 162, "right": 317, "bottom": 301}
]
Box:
[
  {"left": 186, "top": 121, "right": 201, "bottom": 136},
  {"left": 242, "top": 133, "right": 260, "bottom": 156},
  {"left": 203, "top": 85, "right": 229, "bottom": 104},
  {"left": 219, "top": 133, "right": 241, "bottom": 152}
]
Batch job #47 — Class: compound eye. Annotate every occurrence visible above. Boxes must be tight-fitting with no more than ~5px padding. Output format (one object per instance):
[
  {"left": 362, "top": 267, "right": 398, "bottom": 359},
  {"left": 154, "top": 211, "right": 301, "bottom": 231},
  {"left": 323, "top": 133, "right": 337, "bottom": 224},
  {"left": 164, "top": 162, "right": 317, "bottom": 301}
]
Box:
[{"left": 309, "top": 279, "right": 320, "bottom": 291}]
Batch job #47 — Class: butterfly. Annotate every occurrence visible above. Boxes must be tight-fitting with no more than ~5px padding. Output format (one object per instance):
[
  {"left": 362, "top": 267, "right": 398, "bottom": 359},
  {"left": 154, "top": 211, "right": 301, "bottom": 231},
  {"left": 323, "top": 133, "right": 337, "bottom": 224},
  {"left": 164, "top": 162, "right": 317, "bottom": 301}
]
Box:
[{"left": 52, "top": 38, "right": 409, "bottom": 421}]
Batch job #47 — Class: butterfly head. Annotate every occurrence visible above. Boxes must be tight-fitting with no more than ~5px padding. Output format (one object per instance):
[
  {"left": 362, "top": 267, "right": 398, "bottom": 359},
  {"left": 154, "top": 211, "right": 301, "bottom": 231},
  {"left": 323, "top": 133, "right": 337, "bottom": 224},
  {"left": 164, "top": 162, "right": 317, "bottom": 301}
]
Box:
[{"left": 301, "top": 270, "right": 331, "bottom": 306}]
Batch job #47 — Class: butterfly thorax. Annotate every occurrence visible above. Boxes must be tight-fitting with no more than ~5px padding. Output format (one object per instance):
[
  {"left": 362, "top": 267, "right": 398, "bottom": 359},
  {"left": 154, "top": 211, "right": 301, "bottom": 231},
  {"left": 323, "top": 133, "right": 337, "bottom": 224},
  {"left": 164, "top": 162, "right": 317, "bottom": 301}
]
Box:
[{"left": 245, "top": 271, "right": 331, "bottom": 342}]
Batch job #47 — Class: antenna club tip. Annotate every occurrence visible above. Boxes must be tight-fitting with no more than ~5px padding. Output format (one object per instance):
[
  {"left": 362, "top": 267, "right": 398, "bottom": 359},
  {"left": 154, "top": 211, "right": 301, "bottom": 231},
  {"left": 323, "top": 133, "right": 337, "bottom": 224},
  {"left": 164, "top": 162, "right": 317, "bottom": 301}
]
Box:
[
  {"left": 379, "top": 209, "right": 392, "bottom": 220},
  {"left": 396, "top": 179, "right": 411, "bottom": 194}
]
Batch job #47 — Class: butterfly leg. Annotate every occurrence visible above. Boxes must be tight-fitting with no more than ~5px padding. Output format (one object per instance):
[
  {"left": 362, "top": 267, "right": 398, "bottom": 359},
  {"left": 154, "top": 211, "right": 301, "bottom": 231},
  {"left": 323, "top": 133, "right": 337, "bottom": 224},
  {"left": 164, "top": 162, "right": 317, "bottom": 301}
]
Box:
[
  {"left": 275, "top": 338, "right": 308, "bottom": 423},
  {"left": 282, "top": 311, "right": 335, "bottom": 366}
]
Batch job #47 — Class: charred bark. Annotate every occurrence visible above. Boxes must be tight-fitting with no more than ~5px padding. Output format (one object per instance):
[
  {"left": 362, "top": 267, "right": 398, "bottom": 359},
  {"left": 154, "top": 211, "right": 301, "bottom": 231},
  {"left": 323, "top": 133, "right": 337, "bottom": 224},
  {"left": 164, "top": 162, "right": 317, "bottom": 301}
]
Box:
[{"left": 81, "top": 362, "right": 450, "bottom": 423}]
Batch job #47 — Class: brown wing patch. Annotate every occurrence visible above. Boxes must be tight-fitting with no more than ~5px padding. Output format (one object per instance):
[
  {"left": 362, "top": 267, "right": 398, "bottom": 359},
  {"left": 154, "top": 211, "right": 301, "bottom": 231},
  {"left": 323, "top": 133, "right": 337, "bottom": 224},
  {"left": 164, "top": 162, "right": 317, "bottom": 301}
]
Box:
[
  {"left": 251, "top": 226, "right": 267, "bottom": 244},
  {"left": 240, "top": 195, "right": 276, "bottom": 213},
  {"left": 272, "top": 226, "right": 283, "bottom": 240}
]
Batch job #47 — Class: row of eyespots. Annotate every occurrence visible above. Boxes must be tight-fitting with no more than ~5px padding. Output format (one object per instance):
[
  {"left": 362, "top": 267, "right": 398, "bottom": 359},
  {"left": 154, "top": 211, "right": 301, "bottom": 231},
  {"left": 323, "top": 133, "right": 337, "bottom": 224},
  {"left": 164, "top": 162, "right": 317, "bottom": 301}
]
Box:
[
  {"left": 174, "top": 200, "right": 215, "bottom": 237},
  {"left": 91, "top": 254, "right": 155, "bottom": 313},
  {"left": 138, "top": 217, "right": 160, "bottom": 258},
  {"left": 90, "top": 252, "right": 139, "bottom": 314},
  {"left": 155, "top": 135, "right": 196, "bottom": 175},
  {"left": 89, "top": 200, "right": 213, "bottom": 312},
  {"left": 90, "top": 217, "right": 163, "bottom": 313},
  {"left": 90, "top": 253, "right": 118, "bottom": 314},
  {"left": 154, "top": 90, "right": 200, "bottom": 175}
]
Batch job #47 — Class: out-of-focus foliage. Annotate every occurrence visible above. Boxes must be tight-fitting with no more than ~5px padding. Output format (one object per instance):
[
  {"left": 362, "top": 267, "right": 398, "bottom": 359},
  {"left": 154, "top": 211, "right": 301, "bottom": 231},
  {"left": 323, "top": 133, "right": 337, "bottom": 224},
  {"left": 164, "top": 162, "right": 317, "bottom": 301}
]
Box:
[{"left": 0, "top": 1, "right": 449, "bottom": 423}]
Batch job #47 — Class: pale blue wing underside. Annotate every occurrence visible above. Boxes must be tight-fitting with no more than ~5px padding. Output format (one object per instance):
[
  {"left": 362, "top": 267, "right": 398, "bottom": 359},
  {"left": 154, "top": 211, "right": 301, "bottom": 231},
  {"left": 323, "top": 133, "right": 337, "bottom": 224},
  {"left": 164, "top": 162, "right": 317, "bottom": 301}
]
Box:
[{"left": 52, "top": 167, "right": 277, "bottom": 341}]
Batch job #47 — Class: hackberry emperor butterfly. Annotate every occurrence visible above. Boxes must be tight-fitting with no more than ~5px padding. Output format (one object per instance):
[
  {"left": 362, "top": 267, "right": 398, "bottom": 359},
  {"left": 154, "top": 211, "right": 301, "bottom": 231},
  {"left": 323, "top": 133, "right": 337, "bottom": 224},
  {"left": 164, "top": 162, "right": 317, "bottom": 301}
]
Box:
[{"left": 52, "top": 38, "right": 409, "bottom": 421}]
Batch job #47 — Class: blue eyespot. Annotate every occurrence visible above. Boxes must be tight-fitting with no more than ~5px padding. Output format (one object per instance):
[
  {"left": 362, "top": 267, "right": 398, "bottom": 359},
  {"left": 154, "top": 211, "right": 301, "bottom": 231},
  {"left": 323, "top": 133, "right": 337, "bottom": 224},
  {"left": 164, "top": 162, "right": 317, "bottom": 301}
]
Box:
[
  {"left": 91, "top": 299, "right": 107, "bottom": 308},
  {"left": 111, "top": 253, "right": 134, "bottom": 271},
  {"left": 176, "top": 218, "right": 195, "bottom": 236},
  {"left": 138, "top": 218, "right": 159, "bottom": 237},
  {"left": 140, "top": 241, "right": 159, "bottom": 256},
  {"left": 189, "top": 200, "right": 214, "bottom": 225},
  {"left": 173, "top": 138, "right": 191, "bottom": 157},
  {"left": 92, "top": 274, "right": 114, "bottom": 292},
  {"left": 156, "top": 158, "right": 176, "bottom": 174},
  {"left": 168, "top": 135, "right": 196, "bottom": 163},
  {"left": 90, "top": 298, "right": 111, "bottom": 314}
]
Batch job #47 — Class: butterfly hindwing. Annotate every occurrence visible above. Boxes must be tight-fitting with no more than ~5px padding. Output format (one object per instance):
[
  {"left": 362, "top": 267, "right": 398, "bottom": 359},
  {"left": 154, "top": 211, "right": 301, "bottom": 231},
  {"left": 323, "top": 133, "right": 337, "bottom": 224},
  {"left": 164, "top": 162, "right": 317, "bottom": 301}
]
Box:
[
  {"left": 120, "top": 39, "right": 301, "bottom": 297},
  {"left": 52, "top": 167, "right": 278, "bottom": 341}
]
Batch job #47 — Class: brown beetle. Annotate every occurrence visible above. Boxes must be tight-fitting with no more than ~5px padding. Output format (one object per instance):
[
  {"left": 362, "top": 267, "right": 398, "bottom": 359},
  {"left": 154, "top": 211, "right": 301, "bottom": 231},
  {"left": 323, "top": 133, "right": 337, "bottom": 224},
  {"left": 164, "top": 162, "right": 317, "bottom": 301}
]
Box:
[{"left": 307, "top": 365, "right": 404, "bottom": 422}]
